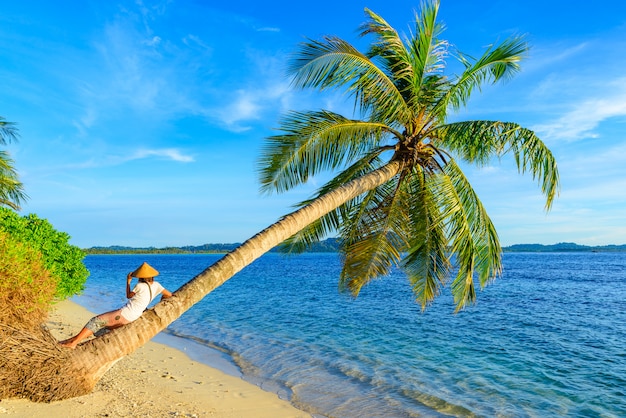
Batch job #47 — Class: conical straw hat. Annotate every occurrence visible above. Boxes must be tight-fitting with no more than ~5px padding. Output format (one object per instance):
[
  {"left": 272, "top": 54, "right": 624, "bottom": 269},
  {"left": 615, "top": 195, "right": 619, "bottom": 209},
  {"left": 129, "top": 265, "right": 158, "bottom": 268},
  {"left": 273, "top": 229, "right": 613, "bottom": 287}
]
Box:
[{"left": 131, "top": 262, "right": 159, "bottom": 278}]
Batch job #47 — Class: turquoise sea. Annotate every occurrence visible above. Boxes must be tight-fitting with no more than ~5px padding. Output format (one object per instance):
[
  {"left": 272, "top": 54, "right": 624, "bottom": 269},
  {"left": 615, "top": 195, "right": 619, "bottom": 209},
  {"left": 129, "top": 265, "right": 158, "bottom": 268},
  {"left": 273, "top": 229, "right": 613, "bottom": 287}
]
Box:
[{"left": 75, "top": 252, "right": 626, "bottom": 417}]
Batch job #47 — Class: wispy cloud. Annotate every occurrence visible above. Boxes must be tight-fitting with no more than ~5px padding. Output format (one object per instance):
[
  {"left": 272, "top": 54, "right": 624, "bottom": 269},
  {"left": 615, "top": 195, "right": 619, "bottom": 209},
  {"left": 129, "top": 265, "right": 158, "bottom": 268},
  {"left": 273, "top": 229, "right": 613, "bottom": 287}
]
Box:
[
  {"left": 214, "top": 80, "right": 291, "bottom": 131},
  {"left": 182, "top": 34, "right": 213, "bottom": 52},
  {"left": 71, "top": 4, "right": 292, "bottom": 137},
  {"left": 525, "top": 42, "right": 590, "bottom": 73},
  {"left": 215, "top": 90, "right": 262, "bottom": 131},
  {"left": 532, "top": 78, "right": 626, "bottom": 141},
  {"left": 257, "top": 27, "right": 280, "bottom": 32},
  {"left": 66, "top": 147, "right": 195, "bottom": 170},
  {"left": 210, "top": 48, "right": 292, "bottom": 131},
  {"left": 68, "top": 6, "right": 217, "bottom": 136},
  {"left": 524, "top": 30, "right": 626, "bottom": 142},
  {"left": 131, "top": 148, "right": 195, "bottom": 163}
]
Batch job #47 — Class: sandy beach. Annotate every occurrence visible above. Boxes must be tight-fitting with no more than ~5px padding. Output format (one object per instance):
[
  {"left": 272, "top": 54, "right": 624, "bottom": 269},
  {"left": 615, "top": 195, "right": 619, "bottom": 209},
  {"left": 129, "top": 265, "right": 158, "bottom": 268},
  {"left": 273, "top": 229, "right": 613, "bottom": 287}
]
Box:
[{"left": 0, "top": 300, "right": 310, "bottom": 417}]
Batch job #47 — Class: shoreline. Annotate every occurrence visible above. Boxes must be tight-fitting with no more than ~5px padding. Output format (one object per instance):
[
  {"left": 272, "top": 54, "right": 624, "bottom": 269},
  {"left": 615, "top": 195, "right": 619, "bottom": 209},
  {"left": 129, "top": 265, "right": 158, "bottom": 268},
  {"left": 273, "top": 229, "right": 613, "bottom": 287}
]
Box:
[{"left": 0, "top": 300, "right": 310, "bottom": 417}]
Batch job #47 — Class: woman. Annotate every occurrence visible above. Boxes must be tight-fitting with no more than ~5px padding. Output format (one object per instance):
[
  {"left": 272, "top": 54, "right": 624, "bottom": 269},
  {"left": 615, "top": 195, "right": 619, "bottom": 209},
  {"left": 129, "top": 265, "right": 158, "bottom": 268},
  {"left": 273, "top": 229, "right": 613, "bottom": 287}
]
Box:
[{"left": 60, "top": 262, "right": 172, "bottom": 349}]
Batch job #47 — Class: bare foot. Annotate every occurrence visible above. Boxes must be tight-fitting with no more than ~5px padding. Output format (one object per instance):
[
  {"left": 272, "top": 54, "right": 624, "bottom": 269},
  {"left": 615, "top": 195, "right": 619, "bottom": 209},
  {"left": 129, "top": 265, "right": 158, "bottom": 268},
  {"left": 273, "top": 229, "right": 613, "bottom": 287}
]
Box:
[{"left": 59, "top": 339, "right": 77, "bottom": 349}]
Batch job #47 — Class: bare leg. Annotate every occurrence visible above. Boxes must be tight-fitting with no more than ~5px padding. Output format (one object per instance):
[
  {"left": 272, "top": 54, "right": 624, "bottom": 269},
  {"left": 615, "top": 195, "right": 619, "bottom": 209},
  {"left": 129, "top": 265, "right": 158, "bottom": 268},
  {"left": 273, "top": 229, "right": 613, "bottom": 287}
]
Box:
[
  {"left": 60, "top": 309, "right": 130, "bottom": 349},
  {"left": 59, "top": 327, "right": 94, "bottom": 349}
]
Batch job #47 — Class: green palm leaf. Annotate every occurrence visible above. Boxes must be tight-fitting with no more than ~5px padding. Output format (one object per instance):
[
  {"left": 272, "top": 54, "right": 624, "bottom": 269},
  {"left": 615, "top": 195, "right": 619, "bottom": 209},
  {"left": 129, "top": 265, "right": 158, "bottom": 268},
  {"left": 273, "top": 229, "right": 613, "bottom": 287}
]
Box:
[
  {"left": 339, "top": 177, "right": 410, "bottom": 295},
  {"left": 0, "top": 118, "right": 19, "bottom": 145},
  {"left": 442, "top": 36, "right": 528, "bottom": 114},
  {"left": 259, "top": 110, "right": 397, "bottom": 194},
  {"left": 435, "top": 120, "right": 560, "bottom": 209},
  {"left": 288, "top": 35, "right": 411, "bottom": 124},
  {"left": 401, "top": 167, "right": 451, "bottom": 308},
  {"left": 434, "top": 159, "right": 501, "bottom": 311},
  {"left": 0, "top": 120, "right": 26, "bottom": 210}
]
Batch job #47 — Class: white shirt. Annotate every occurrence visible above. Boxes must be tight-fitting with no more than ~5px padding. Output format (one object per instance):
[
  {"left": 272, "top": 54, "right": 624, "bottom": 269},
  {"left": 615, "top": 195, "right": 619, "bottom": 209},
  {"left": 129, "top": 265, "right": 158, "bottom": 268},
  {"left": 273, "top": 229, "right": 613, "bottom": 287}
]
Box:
[{"left": 120, "top": 281, "right": 165, "bottom": 322}]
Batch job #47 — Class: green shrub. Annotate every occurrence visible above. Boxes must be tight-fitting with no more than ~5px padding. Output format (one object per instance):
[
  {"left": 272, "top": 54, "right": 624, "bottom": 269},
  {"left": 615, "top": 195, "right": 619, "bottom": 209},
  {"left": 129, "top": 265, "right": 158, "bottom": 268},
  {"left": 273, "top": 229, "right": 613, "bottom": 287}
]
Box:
[
  {"left": 0, "top": 230, "right": 57, "bottom": 329},
  {"left": 0, "top": 208, "right": 89, "bottom": 299}
]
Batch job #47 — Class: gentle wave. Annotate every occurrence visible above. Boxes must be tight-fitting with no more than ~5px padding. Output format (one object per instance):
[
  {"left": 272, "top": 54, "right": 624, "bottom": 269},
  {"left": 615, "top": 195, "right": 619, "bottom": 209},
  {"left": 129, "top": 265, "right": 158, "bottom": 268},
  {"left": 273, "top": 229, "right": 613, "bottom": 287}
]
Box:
[{"left": 77, "top": 252, "right": 626, "bottom": 417}]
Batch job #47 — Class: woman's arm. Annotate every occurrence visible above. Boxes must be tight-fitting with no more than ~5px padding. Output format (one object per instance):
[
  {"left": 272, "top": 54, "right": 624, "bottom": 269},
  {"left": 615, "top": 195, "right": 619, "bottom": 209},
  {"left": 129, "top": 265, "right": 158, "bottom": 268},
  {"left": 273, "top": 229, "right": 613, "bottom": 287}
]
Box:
[
  {"left": 160, "top": 288, "right": 173, "bottom": 299},
  {"left": 126, "top": 273, "right": 135, "bottom": 299}
]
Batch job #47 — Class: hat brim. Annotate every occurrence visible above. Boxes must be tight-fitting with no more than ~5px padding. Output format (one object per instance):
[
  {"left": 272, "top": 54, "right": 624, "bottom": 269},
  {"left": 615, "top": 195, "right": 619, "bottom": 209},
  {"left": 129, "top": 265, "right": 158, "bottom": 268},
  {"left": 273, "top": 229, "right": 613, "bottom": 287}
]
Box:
[{"left": 131, "top": 262, "right": 159, "bottom": 278}]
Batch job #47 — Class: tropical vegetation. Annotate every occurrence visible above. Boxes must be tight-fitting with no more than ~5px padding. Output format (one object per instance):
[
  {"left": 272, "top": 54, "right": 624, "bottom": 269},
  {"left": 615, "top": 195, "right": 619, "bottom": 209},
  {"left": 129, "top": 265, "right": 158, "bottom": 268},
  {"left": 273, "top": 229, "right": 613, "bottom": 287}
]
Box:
[
  {"left": 0, "top": 231, "right": 56, "bottom": 331},
  {"left": 0, "top": 117, "right": 89, "bottom": 401},
  {"left": 0, "top": 207, "right": 89, "bottom": 298},
  {"left": 0, "top": 117, "right": 27, "bottom": 210},
  {"left": 1, "top": 1, "right": 559, "bottom": 402}
]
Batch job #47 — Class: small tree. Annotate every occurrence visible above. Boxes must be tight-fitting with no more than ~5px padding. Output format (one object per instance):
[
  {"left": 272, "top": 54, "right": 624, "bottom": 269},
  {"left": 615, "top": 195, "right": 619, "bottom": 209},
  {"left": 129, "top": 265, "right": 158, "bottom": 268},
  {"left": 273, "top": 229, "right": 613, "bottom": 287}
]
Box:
[
  {"left": 0, "top": 211, "right": 89, "bottom": 401},
  {"left": 0, "top": 208, "right": 89, "bottom": 298},
  {"left": 0, "top": 229, "right": 79, "bottom": 402},
  {"left": 0, "top": 231, "right": 57, "bottom": 330}
]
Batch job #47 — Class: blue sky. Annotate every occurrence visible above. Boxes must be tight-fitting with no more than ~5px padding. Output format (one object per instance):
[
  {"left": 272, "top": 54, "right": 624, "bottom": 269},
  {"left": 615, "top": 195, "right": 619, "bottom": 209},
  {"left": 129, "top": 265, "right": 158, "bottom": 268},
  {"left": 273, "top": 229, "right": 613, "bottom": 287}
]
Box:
[{"left": 1, "top": 1, "right": 625, "bottom": 248}]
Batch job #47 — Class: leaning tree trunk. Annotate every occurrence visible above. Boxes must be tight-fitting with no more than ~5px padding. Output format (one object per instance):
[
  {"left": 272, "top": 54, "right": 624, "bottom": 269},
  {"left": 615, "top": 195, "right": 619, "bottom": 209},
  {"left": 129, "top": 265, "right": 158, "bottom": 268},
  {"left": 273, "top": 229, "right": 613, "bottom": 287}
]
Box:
[{"left": 60, "top": 160, "right": 402, "bottom": 398}]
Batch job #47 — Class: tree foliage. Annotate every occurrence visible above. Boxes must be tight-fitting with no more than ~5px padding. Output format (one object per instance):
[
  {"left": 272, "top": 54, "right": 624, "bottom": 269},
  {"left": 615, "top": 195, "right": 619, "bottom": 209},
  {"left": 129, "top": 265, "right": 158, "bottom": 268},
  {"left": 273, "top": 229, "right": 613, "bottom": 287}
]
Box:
[
  {"left": 0, "top": 229, "right": 75, "bottom": 403},
  {"left": 0, "top": 231, "right": 57, "bottom": 329},
  {"left": 0, "top": 208, "right": 89, "bottom": 298},
  {"left": 0, "top": 117, "right": 27, "bottom": 210},
  {"left": 259, "top": 1, "right": 559, "bottom": 311}
]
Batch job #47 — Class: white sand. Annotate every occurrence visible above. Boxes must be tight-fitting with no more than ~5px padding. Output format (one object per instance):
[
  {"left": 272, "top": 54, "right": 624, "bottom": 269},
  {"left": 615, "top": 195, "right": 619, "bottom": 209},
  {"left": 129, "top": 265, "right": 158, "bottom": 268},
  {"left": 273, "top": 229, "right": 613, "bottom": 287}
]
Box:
[{"left": 0, "top": 300, "right": 310, "bottom": 417}]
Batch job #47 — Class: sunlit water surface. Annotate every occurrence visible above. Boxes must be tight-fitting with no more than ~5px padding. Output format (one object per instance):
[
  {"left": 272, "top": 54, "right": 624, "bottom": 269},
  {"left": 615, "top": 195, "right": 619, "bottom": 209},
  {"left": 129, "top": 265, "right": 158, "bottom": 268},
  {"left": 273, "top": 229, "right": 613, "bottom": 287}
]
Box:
[{"left": 76, "top": 252, "right": 626, "bottom": 417}]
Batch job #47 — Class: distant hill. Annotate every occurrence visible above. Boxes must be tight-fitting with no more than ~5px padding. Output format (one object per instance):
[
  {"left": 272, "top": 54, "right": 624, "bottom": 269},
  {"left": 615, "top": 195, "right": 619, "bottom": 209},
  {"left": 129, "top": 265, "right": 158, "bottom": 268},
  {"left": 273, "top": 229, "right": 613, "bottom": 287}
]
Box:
[
  {"left": 84, "top": 238, "right": 342, "bottom": 254},
  {"left": 502, "top": 242, "right": 626, "bottom": 252},
  {"left": 84, "top": 240, "right": 626, "bottom": 254}
]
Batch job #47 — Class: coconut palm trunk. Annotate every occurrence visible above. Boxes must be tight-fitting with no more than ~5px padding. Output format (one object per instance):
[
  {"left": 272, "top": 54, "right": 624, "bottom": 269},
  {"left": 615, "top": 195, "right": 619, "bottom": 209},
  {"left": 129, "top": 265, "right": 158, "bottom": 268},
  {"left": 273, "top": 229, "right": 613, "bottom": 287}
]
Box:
[{"left": 63, "top": 161, "right": 402, "bottom": 397}]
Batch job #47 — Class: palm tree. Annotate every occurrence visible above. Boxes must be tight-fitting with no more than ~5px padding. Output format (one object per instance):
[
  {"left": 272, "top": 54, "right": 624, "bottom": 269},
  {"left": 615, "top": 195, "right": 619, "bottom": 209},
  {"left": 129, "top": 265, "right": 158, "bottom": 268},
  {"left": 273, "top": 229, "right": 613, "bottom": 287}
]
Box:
[
  {"left": 10, "top": 1, "right": 559, "bottom": 401},
  {"left": 258, "top": 2, "right": 558, "bottom": 310},
  {"left": 0, "top": 117, "right": 27, "bottom": 210}
]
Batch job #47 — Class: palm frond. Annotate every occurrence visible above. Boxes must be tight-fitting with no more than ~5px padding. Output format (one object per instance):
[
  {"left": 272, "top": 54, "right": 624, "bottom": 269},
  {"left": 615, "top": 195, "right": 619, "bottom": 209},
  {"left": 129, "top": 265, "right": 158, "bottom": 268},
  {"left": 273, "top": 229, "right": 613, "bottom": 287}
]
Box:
[
  {"left": 360, "top": 8, "right": 410, "bottom": 64},
  {"left": 435, "top": 120, "right": 560, "bottom": 209},
  {"left": 339, "top": 233, "right": 400, "bottom": 295},
  {"left": 400, "top": 167, "right": 451, "bottom": 308},
  {"left": 444, "top": 160, "right": 502, "bottom": 286},
  {"left": 431, "top": 159, "right": 501, "bottom": 311},
  {"left": 406, "top": 1, "right": 450, "bottom": 111},
  {"left": 0, "top": 118, "right": 19, "bottom": 145},
  {"left": 259, "top": 110, "right": 396, "bottom": 194},
  {"left": 439, "top": 35, "right": 528, "bottom": 114},
  {"left": 0, "top": 151, "right": 27, "bottom": 210},
  {"left": 288, "top": 35, "right": 411, "bottom": 123},
  {"left": 338, "top": 176, "right": 411, "bottom": 295},
  {"left": 360, "top": 4, "right": 449, "bottom": 121},
  {"left": 359, "top": 9, "right": 414, "bottom": 98}
]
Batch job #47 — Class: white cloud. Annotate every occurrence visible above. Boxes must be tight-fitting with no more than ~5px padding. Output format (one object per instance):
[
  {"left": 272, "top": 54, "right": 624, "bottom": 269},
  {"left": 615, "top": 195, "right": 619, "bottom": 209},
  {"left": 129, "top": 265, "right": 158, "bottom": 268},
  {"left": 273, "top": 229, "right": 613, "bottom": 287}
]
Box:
[
  {"left": 64, "top": 148, "right": 195, "bottom": 170},
  {"left": 132, "top": 148, "right": 195, "bottom": 163},
  {"left": 182, "top": 34, "right": 212, "bottom": 52},
  {"left": 219, "top": 90, "right": 262, "bottom": 125},
  {"left": 212, "top": 71, "right": 291, "bottom": 132},
  {"left": 257, "top": 27, "right": 280, "bottom": 32},
  {"left": 525, "top": 42, "right": 589, "bottom": 74},
  {"left": 144, "top": 36, "right": 162, "bottom": 46},
  {"left": 78, "top": 14, "right": 214, "bottom": 127},
  {"left": 532, "top": 78, "right": 626, "bottom": 141}
]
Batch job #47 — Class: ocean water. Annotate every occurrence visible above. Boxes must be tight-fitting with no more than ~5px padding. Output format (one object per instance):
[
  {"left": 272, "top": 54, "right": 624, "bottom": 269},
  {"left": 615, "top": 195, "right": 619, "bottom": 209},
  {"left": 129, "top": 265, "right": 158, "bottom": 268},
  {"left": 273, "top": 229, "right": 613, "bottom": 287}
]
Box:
[{"left": 75, "top": 252, "right": 626, "bottom": 417}]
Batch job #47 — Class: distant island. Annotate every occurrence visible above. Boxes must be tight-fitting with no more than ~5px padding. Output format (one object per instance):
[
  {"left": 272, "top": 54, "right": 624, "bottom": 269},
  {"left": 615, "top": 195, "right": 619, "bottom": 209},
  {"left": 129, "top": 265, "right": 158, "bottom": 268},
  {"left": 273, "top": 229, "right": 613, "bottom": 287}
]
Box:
[{"left": 83, "top": 240, "right": 626, "bottom": 254}]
